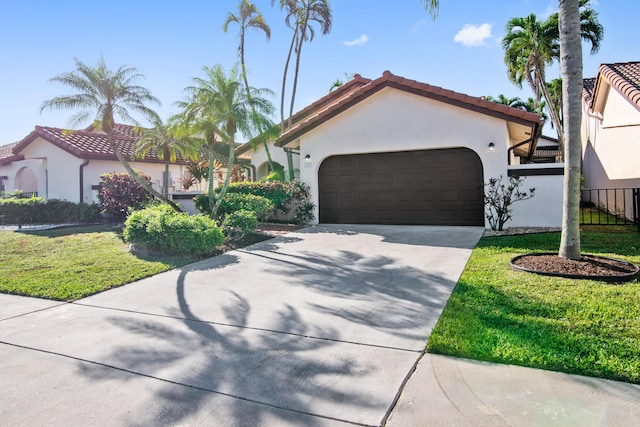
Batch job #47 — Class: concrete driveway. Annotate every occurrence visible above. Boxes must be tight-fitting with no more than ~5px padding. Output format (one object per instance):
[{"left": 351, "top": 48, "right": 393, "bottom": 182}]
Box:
[{"left": 0, "top": 224, "right": 483, "bottom": 426}]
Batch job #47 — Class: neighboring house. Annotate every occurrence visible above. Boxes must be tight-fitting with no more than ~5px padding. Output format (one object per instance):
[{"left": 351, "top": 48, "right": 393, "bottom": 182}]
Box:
[
  {"left": 0, "top": 124, "right": 226, "bottom": 210},
  {"left": 531, "top": 135, "right": 562, "bottom": 163},
  {"left": 582, "top": 61, "right": 640, "bottom": 220},
  {"left": 238, "top": 71, "right": 564, "bottom": 228}
]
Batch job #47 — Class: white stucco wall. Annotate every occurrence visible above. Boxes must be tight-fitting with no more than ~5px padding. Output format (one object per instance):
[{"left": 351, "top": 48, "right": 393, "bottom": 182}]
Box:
[
  {"left": 0, "top": 136, "right": 197, "bottom": 204},
  {"left": 507, "top": 165, "right": 565, "bottom": 228},
  {"left": 292, "top": 87, "right": 550, "bottom": 227},
  {"left": 582, "top": 87, "right": 640, "bottom": 189}
]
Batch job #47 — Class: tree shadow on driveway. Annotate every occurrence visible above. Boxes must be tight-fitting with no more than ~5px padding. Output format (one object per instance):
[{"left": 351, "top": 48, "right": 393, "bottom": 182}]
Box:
[{"left": 77, "top": 266, "right": 386, "bottom": 426}]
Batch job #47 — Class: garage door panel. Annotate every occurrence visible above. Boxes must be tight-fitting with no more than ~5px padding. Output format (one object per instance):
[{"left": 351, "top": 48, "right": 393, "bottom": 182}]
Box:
[{"left": 319, "top": 148, "right": 484, "bottom": 225}]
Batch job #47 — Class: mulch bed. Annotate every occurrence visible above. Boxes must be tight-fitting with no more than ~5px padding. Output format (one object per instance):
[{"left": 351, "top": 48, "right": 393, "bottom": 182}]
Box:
[{"left": 511, "top": 253, "right": 639, "bottom": 281}]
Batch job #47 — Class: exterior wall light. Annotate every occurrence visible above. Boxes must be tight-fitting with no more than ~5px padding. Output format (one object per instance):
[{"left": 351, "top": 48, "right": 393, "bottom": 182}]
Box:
[
  {"left": 304, "top": 154, "right": 311, "bottom": 162},
  {"left": 488, "top": 142, "right": 495, "bottom": 151}
]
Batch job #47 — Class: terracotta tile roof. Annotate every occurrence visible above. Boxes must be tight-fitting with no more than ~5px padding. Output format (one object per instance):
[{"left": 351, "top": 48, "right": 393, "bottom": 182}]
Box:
[
  {"left": 0, "top": 142, "right": 24, "bottom": 166},
  {"left": 10, "top": 124, "right": 192, "bottom": 164},
  {"left": 585, "top": 61, "right": 640, "bottom": 111},
  {"left": 582, "top": 77, "right": 596, "bottom": 106},
  {"left": 0, "top": 142, "right": 18, "bottom": 159},
  {"left": 277, "top": 71, "right": 542, "bottom": 147}
]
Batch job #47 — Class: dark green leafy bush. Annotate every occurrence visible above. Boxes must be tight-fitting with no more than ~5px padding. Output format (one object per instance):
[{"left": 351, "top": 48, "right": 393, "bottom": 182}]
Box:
[
  {"left": 0, "top": 197, "right": 101, "bottom": 226},
  {"left": 98, "top": 172, "right": 152, "bottom": 222},
  {"left": 194, "top": 192, "right": 273, "bottom": 220},
  {"left": 194, "top": 180, "right": 315, "bottom": 225},
  {"left": 223, "top": 209, "right": 257, "bottom": 239},
  {"left": 123, "top": 204, "right": 224, "bottom": 256}
]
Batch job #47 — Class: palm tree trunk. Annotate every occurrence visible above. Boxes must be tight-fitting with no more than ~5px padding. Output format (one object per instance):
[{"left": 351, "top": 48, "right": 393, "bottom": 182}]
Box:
[
  {"left": 288, "top": 13, "right": 310, "bottom": 131},
  {"left": 109, "top": 135, "right": 182, "bottom": 212},
  {"left": 207, "top": 143, "right": 216, "bottom": 219},
  {"left": 558, "top": 0, "right": 582, "bottom": 260},
  {"left": 163, "top": 162, "right": 170, "bottom": 199},
  {"left": 212, "top": 141, "right": 236, "bottom": 218},
  {"left": 280, "top": 23, "right": 298, "bottom": 132},
  {"left": 240, "top": 29, "right": 275, "bottom": 173},
  {"left": 537, "top": 73, "right": 566, "bottom": 157},
  {"left": 240, "top": 27, "right": 250, "bottom": 97}
]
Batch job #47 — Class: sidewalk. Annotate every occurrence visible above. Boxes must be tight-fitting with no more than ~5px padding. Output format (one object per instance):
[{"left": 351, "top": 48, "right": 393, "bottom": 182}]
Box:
[{"left": 387, "top": 353, "right": 640, "bottom": 427}]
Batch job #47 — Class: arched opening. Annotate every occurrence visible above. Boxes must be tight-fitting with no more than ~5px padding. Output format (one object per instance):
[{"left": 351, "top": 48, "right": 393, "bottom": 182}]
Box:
[
  {"left": 15, "top": 167, "right": 38, "bottom": 197},
  {"left": 256, "top": 161, "right": 285, "bottom": 181}
]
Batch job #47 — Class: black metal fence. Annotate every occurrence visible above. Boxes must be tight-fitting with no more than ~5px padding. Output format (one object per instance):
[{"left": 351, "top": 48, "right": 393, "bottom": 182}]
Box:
[{"left": 580, "top": 188, "right": 639, "bottom": 231}]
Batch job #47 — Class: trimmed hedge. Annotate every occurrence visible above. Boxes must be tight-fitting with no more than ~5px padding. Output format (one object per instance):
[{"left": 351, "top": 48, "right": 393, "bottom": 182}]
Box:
[
  {"left": 195, "top": 180, "right": 315, "bottom": 225},
  {"left": 194, "top": 192, "right": 273, "bottom": 220},
  {"left": 223, "top": 209, "right": 258, "bottom": 237},
  {"left": 123, "top": 204, "right": 224, "bottom": 256},
  {"left": 0, "top": 197, "right": 101, "bottom": 226}
]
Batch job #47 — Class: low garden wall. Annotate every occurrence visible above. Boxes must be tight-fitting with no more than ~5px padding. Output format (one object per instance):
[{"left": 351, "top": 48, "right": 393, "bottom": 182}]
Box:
[{"left": 506, "top": 164, "right": 564, "bottom": 228}]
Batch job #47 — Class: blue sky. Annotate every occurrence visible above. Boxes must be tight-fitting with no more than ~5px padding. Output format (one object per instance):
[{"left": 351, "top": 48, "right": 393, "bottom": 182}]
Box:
[{"left": 1, "top": 0, "right": 637, "bottom": 145}]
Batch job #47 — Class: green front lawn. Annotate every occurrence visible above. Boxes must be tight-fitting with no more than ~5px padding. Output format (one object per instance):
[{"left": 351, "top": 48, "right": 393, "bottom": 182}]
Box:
[
  {"left": 427, "top": 228, "right": 640, "bottom": 384},
  {"left": 0, "top": 225, "right": 203, "bottom": 301}
]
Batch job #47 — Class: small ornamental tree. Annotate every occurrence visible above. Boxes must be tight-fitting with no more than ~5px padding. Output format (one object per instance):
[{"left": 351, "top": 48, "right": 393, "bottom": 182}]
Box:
[
  {"left": 98, "top": 172, "right": 152, "bottom": 222},
  {"left": 484, "top": 175, "right": 535, "bottom": 231}
]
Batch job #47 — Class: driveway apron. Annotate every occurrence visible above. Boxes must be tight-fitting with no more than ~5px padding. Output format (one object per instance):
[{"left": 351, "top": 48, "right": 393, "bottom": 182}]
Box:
[{"left": 0, "top": 224, "right": 483, "bottom": 426}]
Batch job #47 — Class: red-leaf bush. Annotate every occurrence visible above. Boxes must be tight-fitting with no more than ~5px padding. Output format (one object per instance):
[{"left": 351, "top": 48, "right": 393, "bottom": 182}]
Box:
[{"left": 98, "top": 172, "right": 152, "bottom": 222}]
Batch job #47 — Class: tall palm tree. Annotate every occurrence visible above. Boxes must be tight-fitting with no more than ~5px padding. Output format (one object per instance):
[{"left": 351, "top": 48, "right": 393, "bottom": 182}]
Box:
[
  {"left": 558, "top": 0, "right": 583, "bottom": 260},
  {"left": 134, "top": 119, "right": 195, "bottom": 199},
  {"left": 287, "top": 0, "right": 332, "bottom": 130},
  {"left": 272, "top": 0, "right": 332, "bottom": 131},
  {"left": 485, "top": 94, "right": 523, "bottom": 108},
  {"left": 40, "top": 57, "right": 181, "bottom": 211},
  {"left": 545, "top": 78, "right": 563, "bottom": 129},
  {"left": 177, "top": 65, "right": 274, "bottom": 218},
  {"left": 224, "top": 0, "right": 277, "bottom": 173},
  {"left": 502, "top": 14, "right": 562, "bottom": 150},
  {"left": 547, "top": 0, "right": 603, "bottom": 56},
  {"left": 271, "top": 0, "right": 298, "bottom": 133},
  {"left": 486, "top": 94, "right": 548, "bottom": 121},
  {"left": 503, "top": 1, "right": 603, "bottom": 156},
  {"left": 223, "top": 0, "right": 270, "bottom": 93}
]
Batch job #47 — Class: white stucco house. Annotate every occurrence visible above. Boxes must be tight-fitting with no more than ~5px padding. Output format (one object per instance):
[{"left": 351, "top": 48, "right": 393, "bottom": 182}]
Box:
[
  {"left": 0, "top": 124, "right": 228, "bottom": 212},
  {"left": 581, "top": 62, "right": 640, "bottom": 222},
  {"left": 238, "top": 71, "right": 564, "bottom": 228}
]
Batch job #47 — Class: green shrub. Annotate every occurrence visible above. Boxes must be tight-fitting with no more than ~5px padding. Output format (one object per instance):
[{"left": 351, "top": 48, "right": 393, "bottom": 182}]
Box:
[
  {"left": 0, "top": 197, "right": 45, "bottom": 225},
  {"left": 123, "top": 204, "right": 224, "bottom": 256},
  {"left": 224, "top": 181, "right": 291, "bottom": 211},
  {"left": 0, "top": 198, "right": 100, "bottom": 226},
  {"left": 195, "top": 192, "right": 273, "bottom": 220},
  {"left": 220, "top": 180, "right": 315, "bottom": 225},
  {"left": 98, "top": 172, "right": 152, "bottom": 222},
  {"left": 220, "top": 193, "right": 273, "bottom": 220},
  {"left": 194, "top": 193, "right": 218, "bottom": 217},
  {"left": 223, "top": 209, "right": 257, "bottom": 238}
]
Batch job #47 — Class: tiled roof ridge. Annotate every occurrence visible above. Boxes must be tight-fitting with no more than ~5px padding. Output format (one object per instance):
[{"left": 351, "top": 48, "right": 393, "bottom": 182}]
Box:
[
  {"left": 583, "top": 77, "right": 597, "bottom": 107},
  {"left": 278, "top": 70, "right": 542, "bottom": 145},
  {"left": 288, "top": 73, "right": 372, "bottom": 125},
  {"left": 10, "top": 124, "right": 190, "bottom": 164},
  {"left": 237, "top": 75, "right": 372, "bottom": 155},
  {"left": 599, "top": 62, "right": 640, "bottom": 109}
]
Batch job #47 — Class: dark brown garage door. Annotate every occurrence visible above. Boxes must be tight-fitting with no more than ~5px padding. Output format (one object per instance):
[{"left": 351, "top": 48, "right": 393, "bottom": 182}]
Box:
[{"left": 318, "top": 148, "right": 484, "bottom": 225}]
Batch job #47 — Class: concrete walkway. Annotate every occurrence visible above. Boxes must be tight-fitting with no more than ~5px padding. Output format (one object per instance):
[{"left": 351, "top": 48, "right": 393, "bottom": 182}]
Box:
[{"left": 1, "top": 224, "right": 639, "bottom": 426}]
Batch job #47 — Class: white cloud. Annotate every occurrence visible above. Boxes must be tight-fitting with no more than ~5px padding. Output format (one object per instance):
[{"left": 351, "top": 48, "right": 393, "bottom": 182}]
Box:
[
  {"left": 343, "top": 34, "right": 369, "bottom": 47},
  {"left": 453, "top": 23, "right": 493, "bottom": 47}
]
